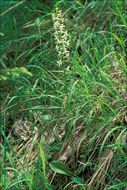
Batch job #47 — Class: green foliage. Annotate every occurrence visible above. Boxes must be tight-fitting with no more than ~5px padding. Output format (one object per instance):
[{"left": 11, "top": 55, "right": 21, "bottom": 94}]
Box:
[
  {"left": 0, "top": 67, "right": 32, "bottom": 81},
  {"left": 49, "top": 160, "right": 73, "bottom": 176},
  {"left": 0, "top": 0, "right": 126, "bottom": 190}
]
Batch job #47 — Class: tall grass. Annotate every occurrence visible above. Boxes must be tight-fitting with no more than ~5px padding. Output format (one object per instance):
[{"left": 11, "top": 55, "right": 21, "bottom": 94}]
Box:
[{"left": 0, "top": 0, "right": 127, "bottom": 190}]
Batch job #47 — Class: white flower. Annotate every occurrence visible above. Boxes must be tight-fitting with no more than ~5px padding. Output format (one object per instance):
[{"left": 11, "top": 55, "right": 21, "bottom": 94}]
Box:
[
  {"left": 57, "top": 59, "right": 63, "bottom": 66},
  {"left": 52, "top": 8, "right": 70, "bottom": 66}
]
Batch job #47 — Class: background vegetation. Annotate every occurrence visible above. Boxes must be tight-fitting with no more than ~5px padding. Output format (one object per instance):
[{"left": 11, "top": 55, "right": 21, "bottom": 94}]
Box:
[{"left": 0, "top": 0, "right": 127, "bottom": 189}]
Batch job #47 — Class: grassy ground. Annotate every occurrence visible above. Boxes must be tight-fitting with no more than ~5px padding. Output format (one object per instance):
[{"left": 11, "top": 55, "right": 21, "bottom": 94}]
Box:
[{"left": 0, "top": 0, "right": 127, "bottom": 190}]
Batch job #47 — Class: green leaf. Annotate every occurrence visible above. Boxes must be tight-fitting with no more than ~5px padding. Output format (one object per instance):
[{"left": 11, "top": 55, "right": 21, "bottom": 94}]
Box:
[
  {"left": 49, "top": 160, "right": 73, "bottom": 176},
  {"left": 42, "top": 114, "right": 52, "bottom": 121},
  {"left": 0, "top": 33, "right": 4, "bottom": 36},
  {"left": 71, "top": 177, "right": 84, "bottom": 184},
  {"left": 40, "top": 144, "right": 46, "bottom": 178},
  {"left": 0, "top": 67, "right": 32, "bottom": 81}
]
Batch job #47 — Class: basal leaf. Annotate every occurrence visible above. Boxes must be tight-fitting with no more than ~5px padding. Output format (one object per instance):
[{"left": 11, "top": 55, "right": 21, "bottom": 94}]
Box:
[{"left": 49, "top": 160, "right": 73, "bottom": 176}]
